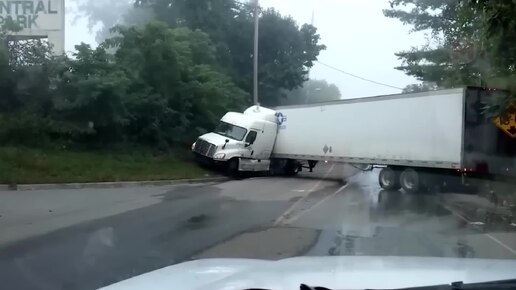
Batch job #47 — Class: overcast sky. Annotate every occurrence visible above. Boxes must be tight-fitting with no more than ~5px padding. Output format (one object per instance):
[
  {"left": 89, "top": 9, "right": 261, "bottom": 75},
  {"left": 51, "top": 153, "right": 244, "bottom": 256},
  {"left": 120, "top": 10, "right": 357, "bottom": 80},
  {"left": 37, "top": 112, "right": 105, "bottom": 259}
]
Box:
[{"left": 65, "top": 0, "right": 427, "bottom": 98}]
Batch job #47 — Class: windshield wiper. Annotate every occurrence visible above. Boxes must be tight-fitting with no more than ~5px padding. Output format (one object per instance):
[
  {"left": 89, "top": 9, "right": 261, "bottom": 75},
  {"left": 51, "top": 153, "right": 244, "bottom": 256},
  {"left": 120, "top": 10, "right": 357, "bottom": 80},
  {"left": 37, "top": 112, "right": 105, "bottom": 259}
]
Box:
[
  {"left": 367, "top": 279, "right": 516, "bottom": 290},
  {"left": 248, "top": 280, "right": 516, "bottom": 290},
  {"left": 449, "top": 279, "right": 516, "bottom": 290}
]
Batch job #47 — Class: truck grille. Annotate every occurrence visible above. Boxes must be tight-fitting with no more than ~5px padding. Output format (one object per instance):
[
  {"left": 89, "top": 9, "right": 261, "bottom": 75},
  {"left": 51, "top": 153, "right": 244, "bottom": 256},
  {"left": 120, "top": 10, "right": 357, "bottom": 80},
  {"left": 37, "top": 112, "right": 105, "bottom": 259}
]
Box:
[{"left": 194, "top": 139, "right": 216, "bottom": 157}]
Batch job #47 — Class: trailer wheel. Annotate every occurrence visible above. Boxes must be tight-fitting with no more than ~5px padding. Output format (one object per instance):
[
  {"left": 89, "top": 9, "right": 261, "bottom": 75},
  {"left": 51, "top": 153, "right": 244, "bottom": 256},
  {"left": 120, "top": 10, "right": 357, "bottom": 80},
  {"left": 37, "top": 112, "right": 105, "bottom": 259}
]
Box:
[
  {"left": 400, "top": 168, "right": 420, "bottom": 193},
  {"left": 379, "top": 167, "right": 401, "bottom": 190}
]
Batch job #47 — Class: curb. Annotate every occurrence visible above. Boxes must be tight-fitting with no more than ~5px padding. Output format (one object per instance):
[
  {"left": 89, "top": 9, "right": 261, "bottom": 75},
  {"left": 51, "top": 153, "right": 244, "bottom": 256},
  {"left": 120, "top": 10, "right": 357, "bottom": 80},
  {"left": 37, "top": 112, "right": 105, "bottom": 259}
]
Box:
[{"left": 0, "top": 177, "right": 228, "bottom": 191}]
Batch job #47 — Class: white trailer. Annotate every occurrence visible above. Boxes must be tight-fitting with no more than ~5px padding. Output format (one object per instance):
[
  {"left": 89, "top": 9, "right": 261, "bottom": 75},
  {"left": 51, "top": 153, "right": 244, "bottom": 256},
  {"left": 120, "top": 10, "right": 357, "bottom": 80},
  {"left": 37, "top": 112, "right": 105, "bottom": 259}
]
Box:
[
  {"left": 192, "top": 87, "right": 515, "bottom": 193},
  {"left": 272, "top": 88, "right": 464, "bottom": 170}
]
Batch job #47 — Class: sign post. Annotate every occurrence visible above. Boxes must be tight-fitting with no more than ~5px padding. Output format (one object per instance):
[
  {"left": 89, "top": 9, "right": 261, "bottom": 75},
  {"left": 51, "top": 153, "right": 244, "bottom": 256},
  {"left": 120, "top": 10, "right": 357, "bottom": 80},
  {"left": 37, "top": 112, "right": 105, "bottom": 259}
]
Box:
[{"left": 0, "top": 0, "right": 65, "bottom": 54}]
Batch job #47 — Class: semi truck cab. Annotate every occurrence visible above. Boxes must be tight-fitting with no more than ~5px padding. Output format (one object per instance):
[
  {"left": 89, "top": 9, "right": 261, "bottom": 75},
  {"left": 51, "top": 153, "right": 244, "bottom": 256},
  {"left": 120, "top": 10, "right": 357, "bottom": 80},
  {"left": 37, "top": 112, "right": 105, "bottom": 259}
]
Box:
[{"left": 192, "top": 106, "right": 279, "bottom": 173}]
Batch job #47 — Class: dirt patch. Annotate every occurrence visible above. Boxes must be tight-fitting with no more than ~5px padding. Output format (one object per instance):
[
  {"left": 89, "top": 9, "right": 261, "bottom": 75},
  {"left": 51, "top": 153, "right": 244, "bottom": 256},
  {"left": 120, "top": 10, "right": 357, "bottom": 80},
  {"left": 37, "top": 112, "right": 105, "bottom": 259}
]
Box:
[
  {"left": 471, "top": 179, "right": 516, "bottom": 207},
  {"left": 193, "top": 227, "right": 319, "bottom": 260},
  {"left": 442, "top": 193, "right": 516, "bottom": 232}
]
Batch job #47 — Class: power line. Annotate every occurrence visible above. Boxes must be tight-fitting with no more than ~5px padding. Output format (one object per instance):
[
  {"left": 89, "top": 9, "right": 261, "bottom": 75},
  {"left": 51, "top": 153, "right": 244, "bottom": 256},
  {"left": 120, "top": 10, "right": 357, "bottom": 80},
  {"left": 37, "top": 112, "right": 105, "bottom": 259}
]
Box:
[{"left": 316, "top": 61, "right": 404, "bottom": 90}]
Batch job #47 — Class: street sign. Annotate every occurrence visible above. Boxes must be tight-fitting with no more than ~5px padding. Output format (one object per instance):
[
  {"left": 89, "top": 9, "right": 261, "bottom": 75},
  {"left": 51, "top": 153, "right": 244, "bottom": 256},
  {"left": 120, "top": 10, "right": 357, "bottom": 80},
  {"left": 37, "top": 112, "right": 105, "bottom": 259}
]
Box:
[
  {"left": 0, "top": 0, "right": 65, "bottom": 54},
  {"left": 493, "top": 105, "right": 516, "bottom": 138}
]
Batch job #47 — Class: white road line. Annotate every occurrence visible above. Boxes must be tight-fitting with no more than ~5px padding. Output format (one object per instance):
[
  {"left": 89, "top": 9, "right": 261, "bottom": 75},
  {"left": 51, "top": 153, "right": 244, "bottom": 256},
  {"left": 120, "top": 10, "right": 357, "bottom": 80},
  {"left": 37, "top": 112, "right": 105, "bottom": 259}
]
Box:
[
  {"left": 248, "top": 177, "right": 273, "bottom": 180},
  {"left": 485, "top": 233, "right": 516, "bottom": 256},
  {"left": 442, "top": 203, "right": 516, "bottom": 257},
  {"left": 282, "top": 183, "right": 350, "bottom": 225},
  {"left": 273, "top": 164, "right": 335, "bottom": 226}
]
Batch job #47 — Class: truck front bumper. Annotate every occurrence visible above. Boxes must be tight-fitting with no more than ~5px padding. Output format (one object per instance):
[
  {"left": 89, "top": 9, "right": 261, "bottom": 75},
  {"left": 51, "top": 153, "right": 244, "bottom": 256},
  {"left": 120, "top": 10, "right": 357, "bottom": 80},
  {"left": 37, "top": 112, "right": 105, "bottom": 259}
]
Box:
[{"left": 193, "top": 152, "right": 227, "bottom": 168}]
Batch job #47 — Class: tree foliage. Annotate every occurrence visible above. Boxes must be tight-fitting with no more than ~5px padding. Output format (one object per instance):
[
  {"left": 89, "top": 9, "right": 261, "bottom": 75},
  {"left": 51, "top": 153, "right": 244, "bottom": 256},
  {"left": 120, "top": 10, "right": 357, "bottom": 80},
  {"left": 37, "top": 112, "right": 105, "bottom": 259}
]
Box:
[
  {"left": 256, "top": 9, "right": 326, "bottom": 105},
  {"left": 70, "top": 0, "right": 155, "bottom": 43},
  {"left": 77, "top": 0, "right": 326, "bottom": 106},
  {"left": 283, "top": 79, "right": 341, "bottom": 105},
  {"left": 2, "top": 0, "right": 326, "bottom": 148},
  {"left": 470, "top": 0, "right": 516, "bottom": 72},
  {"left": 0, "top": 21, "right": 247, "bottom": 148},
  {"left": 384, "top": 0, "right": 487, "bottom": 88},
  {"left": 467, "top": 0, "right": 516, "bottom": 117},
  {"left": 0, "top": 21, "right": 67, "bottom": 145},
  {"left": 107, "top": 23, "right": 247, "bottom": 145},
  {"left": 402, "top": 82, "right": 439, "bottom": 93},
  {"left": 385, "top": 0, "right": 516, "bottom": 116}
]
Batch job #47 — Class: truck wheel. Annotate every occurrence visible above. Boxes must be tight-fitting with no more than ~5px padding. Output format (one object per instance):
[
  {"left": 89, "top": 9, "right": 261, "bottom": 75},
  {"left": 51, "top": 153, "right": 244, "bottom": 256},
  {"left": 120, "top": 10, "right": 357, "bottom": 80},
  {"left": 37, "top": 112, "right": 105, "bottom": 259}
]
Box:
[
  {"left": 284, "top": 160, "right": 299, "bottom": 176},
  {"left": 379, "top": 167, "right": 401, "bottom": 190},
  {"left": 269, "top": 159, "right": 282, "bottom": 176},
  {"left": 226, "top": 158, "right": 240, "bottom": 178},
  {"left": 400, "top": 168, "right": 420, "bottom": 194}
]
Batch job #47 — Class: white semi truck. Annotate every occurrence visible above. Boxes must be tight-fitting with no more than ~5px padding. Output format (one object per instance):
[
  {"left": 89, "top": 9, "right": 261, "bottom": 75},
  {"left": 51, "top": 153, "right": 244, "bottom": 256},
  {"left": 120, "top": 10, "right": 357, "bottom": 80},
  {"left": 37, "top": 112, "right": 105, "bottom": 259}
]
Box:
[{"left": 192, "top": 87, "right": 515, "bottom": 193}]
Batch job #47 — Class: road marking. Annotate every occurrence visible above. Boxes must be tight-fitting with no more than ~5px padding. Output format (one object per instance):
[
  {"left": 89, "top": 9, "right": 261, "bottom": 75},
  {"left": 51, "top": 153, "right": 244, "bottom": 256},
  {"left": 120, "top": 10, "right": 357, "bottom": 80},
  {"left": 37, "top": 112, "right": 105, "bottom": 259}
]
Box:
[
  {"left": 248, "top": 177, "right": 273, "bottom": 180},
  {"left": 485, "top": 233, "right": 516, "bottom": 256},
  {"left": 273, "top": 164, "right": 335, "bottom": 226},
  {"left": 282, "top": 183, "right": 350, "bottom": 225},
  {"left": 442, "top": 203, "right": 516, "bottom": 257}
]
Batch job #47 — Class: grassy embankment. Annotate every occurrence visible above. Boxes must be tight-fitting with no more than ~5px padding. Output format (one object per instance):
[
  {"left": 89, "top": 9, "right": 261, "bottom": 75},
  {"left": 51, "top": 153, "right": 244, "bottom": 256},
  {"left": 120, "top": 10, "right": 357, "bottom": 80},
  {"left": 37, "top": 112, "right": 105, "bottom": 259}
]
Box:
[{"left": 0, "top": 147, "right": 212, "bottom": 184}]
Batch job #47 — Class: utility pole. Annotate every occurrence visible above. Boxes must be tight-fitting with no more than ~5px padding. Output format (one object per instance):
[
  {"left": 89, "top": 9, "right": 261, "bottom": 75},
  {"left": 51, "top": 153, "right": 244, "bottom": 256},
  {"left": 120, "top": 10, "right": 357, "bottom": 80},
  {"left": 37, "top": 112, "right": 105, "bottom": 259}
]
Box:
[
  {"left": 305, "top": 9, "right": 316, "bottom": 104},
  {"left": 479, "top": 7, "right": 486, "bottom": 88},
  {"left": 253, "top": 0, "right": 260, "bottom": 106}
]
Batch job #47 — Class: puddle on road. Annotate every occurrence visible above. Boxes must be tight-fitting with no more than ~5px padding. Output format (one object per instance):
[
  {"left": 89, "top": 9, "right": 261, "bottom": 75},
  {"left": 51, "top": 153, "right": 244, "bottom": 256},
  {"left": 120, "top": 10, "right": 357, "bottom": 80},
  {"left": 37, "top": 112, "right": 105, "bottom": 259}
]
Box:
[
  {"left": 304, "top": 227, "right": 481, "bottom": 259},
  {"left": 300, "top": 187, "right": 515, "bottom": 259},
  {"left": 301, "top": 199, "right": 516, "bottom": 260},
  {"left": 152, "top": 184, "right": 222, "bottom": 201},
  {"left": 182, "top": 214, "right": 211, "bottom": 230},
  {"left": 292, "top": 170, "right": 516, "bottom": 260},
  {"left": 193, "top": 227, "right": 318, "bottom": 260}
]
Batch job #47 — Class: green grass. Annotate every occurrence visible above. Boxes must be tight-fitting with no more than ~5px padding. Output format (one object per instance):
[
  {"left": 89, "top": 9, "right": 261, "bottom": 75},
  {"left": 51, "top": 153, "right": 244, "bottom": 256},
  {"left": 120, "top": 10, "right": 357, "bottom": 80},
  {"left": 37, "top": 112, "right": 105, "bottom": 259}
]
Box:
[{"left": 0, "top": 147, "right": 213, "bottom": 184}]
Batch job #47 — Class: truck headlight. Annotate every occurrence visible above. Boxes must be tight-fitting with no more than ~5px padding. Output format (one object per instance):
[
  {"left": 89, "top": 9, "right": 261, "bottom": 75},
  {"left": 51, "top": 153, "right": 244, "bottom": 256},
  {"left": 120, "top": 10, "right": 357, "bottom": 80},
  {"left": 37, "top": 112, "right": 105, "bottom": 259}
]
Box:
[
  {"left": 191, "top": 142, "right": 196, "bottom": 151},
  {"left": 214, "top": 153, "right": 226, "bottom": 159}
]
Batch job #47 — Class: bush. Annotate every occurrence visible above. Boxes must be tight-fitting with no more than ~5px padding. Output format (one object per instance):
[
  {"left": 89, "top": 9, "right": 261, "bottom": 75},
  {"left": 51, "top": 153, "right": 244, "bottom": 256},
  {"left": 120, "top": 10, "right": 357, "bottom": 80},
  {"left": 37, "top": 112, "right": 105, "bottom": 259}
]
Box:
[{"left": 0, "top": 22, "right": 248, "bottom": 149}]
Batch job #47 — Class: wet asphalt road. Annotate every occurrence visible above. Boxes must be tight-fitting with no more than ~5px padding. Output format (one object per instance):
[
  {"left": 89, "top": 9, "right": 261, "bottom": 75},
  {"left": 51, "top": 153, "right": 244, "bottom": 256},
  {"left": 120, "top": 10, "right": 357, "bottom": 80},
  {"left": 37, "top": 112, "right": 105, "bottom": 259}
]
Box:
[{"left": 1, "top": 163, "right": 516, "bottom": 290}]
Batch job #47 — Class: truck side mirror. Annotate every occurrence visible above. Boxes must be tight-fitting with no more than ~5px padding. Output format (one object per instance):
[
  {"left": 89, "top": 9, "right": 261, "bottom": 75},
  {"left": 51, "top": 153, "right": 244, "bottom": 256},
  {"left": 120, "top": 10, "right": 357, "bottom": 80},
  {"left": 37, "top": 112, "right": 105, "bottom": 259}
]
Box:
[{"left": 222, "top": 139, "right": 229, "bottom": 149}]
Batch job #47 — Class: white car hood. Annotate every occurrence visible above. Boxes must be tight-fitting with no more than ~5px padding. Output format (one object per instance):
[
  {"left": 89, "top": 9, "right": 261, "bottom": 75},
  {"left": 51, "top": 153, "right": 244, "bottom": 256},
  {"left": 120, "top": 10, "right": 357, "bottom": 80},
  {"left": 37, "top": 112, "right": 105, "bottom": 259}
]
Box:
[{"left": 100, "top": 256, "right": 516, "bottom": 290}]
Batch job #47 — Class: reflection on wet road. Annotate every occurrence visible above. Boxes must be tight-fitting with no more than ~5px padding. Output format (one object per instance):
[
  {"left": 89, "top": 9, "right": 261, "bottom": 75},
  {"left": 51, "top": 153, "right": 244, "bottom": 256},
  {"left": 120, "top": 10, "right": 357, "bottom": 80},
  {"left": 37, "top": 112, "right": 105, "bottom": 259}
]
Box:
[
  {"left": 1, "top": 163, "right": 516, "bottom": 290},
  {"left": 295, "top": 168, "right": 516, "bottom": 260}
]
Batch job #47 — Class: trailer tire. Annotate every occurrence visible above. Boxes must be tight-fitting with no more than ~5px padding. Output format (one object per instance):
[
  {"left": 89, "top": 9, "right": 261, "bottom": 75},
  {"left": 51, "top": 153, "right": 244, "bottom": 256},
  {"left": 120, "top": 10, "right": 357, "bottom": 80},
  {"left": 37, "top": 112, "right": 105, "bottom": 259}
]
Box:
[
  {"left": 379, "top": 167, "right": 401, "bottom": 190},
  {"left": 400, "top": 168, "right": 420, "bottom": 194}
]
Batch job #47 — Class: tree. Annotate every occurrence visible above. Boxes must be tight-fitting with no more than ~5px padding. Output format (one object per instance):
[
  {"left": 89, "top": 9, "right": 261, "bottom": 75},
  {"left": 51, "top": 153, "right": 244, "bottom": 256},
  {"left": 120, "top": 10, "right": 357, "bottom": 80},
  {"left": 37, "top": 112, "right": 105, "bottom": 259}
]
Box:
[
  {"left": 0, "top": 19, "right": 248, "bottom": 148},
  {"left": 283, "top": 79, "right": 341, "bottom": 105},
  {"left": 255, "top": 9, "right": 326, "bottom": 106},
  {"left": 106, "top": 22, "right": 248, "bottom": 146},
  {"left": 2, "top": 1, "right": 326, "bottom": 148},
  {"left": 0, "top": 21, "right": 68, "bottom": 145},
  {"left": 383, "top": 0, "right": 486, "bottom": 88},
  {"left": 52, "top": 44, "right": 131, "bottom": 144},
  {"left": 70, "top": 0, "right": 154, "bottom": 43},
  {"left": 469, "top": 0, "right": 516, "bottom": 75},
  {"left": 385, "top": 0, "right": 516, "bottom": 117},
  {"left": 402, "top": 82, "right": 439, "bottom": 93},
  {"left": 467, "top": 0, "right": 516, "bottom": 117},
  {"left": 133, "top": 0, "right": 326, "bottom": 106}
]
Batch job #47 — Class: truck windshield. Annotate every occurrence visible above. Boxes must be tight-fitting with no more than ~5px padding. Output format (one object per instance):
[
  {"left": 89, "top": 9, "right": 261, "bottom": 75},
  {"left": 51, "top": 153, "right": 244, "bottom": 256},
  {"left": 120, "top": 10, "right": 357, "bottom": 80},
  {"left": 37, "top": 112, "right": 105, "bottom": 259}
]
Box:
[{"left": 214, "top": 121, "right": 247, "bottom": 141}]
